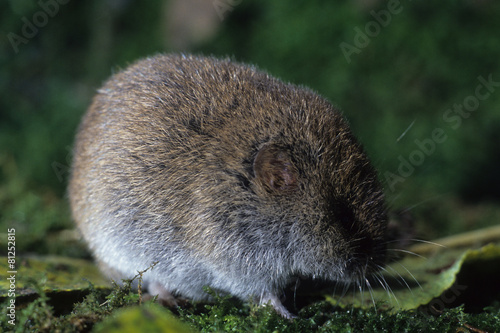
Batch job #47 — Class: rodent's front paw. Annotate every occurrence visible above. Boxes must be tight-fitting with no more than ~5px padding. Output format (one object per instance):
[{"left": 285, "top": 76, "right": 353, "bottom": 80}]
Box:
[{"left": 260, "top": 293, "right": 297, "bottom": 319}]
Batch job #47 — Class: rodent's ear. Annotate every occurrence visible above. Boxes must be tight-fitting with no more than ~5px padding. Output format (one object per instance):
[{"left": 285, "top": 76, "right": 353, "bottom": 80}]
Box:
[{"left": 253, "top": 145, "right": 298, "bottom": 193}]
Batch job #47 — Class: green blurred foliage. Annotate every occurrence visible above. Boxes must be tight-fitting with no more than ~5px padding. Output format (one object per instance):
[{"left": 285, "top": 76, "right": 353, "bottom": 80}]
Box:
[
  {"left": 1, "top": 0, "right": 499, "bottom": 255},
  {"left": 199, "top": 0, "right": 500, "bottom": 203}
]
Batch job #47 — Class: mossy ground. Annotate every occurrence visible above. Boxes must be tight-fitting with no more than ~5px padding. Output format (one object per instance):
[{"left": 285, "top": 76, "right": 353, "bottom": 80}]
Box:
[{"left": 2, "top": 278, "right": 499, "bottom": 332}]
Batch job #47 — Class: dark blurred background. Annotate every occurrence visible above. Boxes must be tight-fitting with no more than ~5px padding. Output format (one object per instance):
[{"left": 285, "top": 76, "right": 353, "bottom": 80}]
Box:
[{"left": 1, "top": 0, "right": 499, "bottom": 256}]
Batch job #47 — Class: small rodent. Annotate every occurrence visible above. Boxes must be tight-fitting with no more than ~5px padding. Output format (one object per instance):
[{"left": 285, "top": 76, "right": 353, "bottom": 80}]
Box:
[{"left": 69, "top": 54, "right": 387, "bottom": 318}]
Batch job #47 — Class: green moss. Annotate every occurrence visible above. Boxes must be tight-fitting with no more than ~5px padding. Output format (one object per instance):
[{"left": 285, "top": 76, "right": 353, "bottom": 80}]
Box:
[
  {"left": 0, "top": 264, "right": 155, "bottom": 332},
  {"left": 0, "top": 256, "right": 111, "bottom": 297},
  {"left": 1, "top": 277, "right": 499, "bottom": 332},
  {"left": 178, "top": 294, "right": 500, "bottom": 333},
  {"left": 93, "top": 303, "right": 195, "bottom": 333}
]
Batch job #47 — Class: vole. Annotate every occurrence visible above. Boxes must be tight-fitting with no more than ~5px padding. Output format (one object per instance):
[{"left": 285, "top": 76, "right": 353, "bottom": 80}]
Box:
[{"left": 69, "top": 54, "right": 388, "bottom": 318}]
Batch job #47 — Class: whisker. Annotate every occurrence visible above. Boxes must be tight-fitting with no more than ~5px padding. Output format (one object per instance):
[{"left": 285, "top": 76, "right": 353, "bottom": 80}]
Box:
[
  {"left": 382, "top": 238, "right": 442, "bottom": 247},
  {"left": 405, "top": 238, "right": 446, "bottom": 248},
  {"left": 333, "top": 280, "right": 339, "bottom": 298},
  {"left": 358, "top": 279, "right": 365, "bottom": 308},
  {"left": 395, "top": 261, "right": 422, "bottom": 290},
  {"left": 383, "top": 277, "right": 400, "bottom": 307},
  {"left": 372, "top": 272, "right": 394, "bottom": 305},
  {"left": 396, "top": 119, "right": 416, "bottom": 142},
  {"left": 293, "top": 278, "right": 299, "bottom": 310},
  {"left": 388, "top": 248, "right": 427, "bottom": 259},
  {"left": 400, "top": 194, "right": 445, "bottom": 213},
  {"left": 337, "top": 280, "right": 351, "bottom": 304},
  {"left": 372, "top": 264, "right": 400, "bottom": 304},
  {"left": 380, "top": 264, "right": 413, "bottom": 294},
  {"left": 382, "top": 273, "right": 400, "bottom": 306},
  {"left": 372, "top": 270, "right": 400, "bottom": 308},
  {"left": 365, "top": 277, "right": 377, "bottom": 311}
]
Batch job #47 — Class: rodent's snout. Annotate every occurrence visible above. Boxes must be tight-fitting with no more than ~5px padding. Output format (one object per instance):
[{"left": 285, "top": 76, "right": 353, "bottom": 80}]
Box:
[
  {"left": 327, "top": 198, "right": 388, "bottom": 274},
  {"left": 349, "top": 233, "right": 387, "bottom": 269}
]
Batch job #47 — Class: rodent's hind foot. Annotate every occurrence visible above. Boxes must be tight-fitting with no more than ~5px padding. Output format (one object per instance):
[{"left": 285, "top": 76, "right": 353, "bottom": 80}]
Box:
[
  {"left": 260, "top": 293, "right": 297, "bottom": 320},
  {"left": 147, "top": 281, "right": 187, "bottom": 308}
]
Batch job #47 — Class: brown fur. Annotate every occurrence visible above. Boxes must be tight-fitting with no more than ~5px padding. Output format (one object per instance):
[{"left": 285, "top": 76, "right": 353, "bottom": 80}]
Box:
[{"left": 69, "top": 54, "right": 387, "bottom": 318}]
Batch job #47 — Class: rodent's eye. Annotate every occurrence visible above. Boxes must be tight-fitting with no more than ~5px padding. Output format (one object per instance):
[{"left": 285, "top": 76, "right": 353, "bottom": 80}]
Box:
[{"left": 253, "top": 144, "right": 298, "bottom": 194}]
